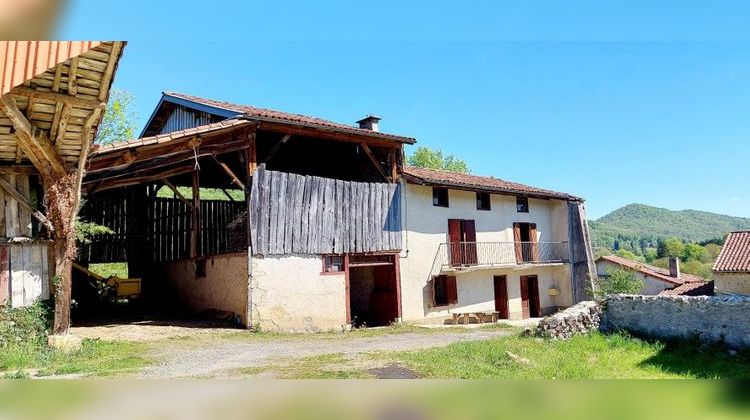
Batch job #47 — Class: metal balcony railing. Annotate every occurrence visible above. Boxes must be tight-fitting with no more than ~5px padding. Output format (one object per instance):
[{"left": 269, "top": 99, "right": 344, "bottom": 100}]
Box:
[{"left": 429, "top": 241, "right": 570, "bottom": 277}]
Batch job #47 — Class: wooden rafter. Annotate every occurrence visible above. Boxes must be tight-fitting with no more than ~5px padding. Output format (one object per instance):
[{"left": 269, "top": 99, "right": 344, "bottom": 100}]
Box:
[
  {"left": 360, "top": 143, "right": 389, "bottom": 182},
  {"left": 0, "top": 176, "right": 53, "bottom": 232},
  {"left": 11, "top": 86, "right": 106, "bottom": 108},
  {"left": 53, "top": 103, "right": 71, "bottom": 146},
  {"left": 99, "top": 42, "right": 123, "bottom": 101},
  {"left": 264, "top": 133, "right": 291, "bottom": 163},
  {"left": 0, "top": 165, "right": 38, "bottom": 175},
  {"left": 211, "top": 155, "right": 245, "bottom": 189},
  {"left": 68, "top": 57, "right": 79, "bottom": 96},
  {"left": 161, "top": 178, "right": 193, "bottom": 209},
  {"left": 0, "top": 94, "right": 67, "bottom": 178}
]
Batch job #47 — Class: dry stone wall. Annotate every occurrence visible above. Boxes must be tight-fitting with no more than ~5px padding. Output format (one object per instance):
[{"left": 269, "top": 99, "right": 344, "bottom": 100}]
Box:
[{"left": 535, "top": 301, "right": 602, "bottom": 339}]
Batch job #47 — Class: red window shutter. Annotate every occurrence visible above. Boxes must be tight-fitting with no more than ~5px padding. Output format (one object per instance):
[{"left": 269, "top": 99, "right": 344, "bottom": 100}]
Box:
[
  {"left": 529, "top": 223, "right": 540, "bottom": 261},
  {"left": 513, "top": 223, "right": 523, "bottom": 262},
  {"left": 448, "top": 219, "right": 462, "bottom": 266},
  {"left": 461, "top": 220, "right": 478, "bottom": 265},
  {"left": 446, "top": 276, "right": 458, "bottom": 305}
]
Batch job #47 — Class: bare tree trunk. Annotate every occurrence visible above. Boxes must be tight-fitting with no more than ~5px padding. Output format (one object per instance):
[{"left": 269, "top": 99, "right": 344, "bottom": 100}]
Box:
[{"left": 52, "top": 239, "right": 74, "bottom": 334}]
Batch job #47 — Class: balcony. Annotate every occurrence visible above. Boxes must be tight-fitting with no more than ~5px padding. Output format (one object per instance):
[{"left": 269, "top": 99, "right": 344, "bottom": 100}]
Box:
[{"left": 430, "top": 242, "right": 570, "bottom": 277}]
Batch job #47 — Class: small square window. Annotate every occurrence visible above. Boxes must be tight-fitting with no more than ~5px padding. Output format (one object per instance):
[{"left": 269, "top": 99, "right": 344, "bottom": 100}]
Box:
[
  {"left": 433, "top": 187, "right": 449, "bottom": 207},
  {"left": 322, "top": 255, "right": 345, "bottom": 273},
  {"left": 516, "top": 196, "right": 529, "bottom": 213},
  {"left": 476, "top": 192, "right": 491, "bottom": 211}
]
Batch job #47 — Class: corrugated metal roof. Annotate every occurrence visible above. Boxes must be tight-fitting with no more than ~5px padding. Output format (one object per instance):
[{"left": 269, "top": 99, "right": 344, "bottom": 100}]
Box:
[{"left": 0, "top": 41, "right": 101, "bottom": 96}]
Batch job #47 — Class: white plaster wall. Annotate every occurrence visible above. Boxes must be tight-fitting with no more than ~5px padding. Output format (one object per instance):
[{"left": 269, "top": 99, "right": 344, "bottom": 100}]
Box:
[
  {"left": 399, "top": 182, "right": 572, "bottom": 321},
  {"left": 252, "top": 254, "right": 347, "bottom": 332},
  {"left": 595, "top": 260, "right": 674, "bottom": 295},
  {"left": 713, "top": 272, "right": 750, "bottom": 296}
]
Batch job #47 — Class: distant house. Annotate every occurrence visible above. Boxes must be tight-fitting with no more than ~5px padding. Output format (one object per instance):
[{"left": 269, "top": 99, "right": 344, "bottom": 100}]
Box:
[
  {"left": 595, "top": 255, "right": 711, "bottom": 296},
  {"left": 713, "top": 231, "right": 750, "bottom": 296}
]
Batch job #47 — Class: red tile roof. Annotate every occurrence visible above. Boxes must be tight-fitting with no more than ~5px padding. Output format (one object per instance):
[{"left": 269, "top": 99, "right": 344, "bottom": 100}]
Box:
[
  {"left": 163, "top": 91, "right": 416, "bottom": 144},
  {"left": 658, "top": 281, "right": 714, "bottom": 296},
  {"left": 713, "top": 231, "right": 750, "bottom": 272},
  {"left": 596, "top": 255, "right": 707, "bottom": 285},
  {"left": 402, "top": 166, "right": 581, "bottom": 201}
]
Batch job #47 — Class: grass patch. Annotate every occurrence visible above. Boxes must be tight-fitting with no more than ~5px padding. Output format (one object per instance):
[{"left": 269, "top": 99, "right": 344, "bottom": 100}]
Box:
[
  {"left": 0, "top": 339, "right": 151, "bottom": 378},
  {"left": 216, "top": 322, "right": 442, "bottom": 342},
  {"left": 157, "top": 186, "right": 244, "bottom": 201},
  {"left": 88, "top": 262, "right": 129, "bottom": 279},
  {"left": 382, "top": 332, "right": 750, "bottom": 379}
]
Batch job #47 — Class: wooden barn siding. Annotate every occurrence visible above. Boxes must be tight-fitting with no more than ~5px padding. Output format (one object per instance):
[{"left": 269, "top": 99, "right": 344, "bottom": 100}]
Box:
[
  {"left": 160, "top": 106, "right": 223, "bottom": 135},
  {"left": 0, "top": 174, "right": 34, "bottom": 239},
  {"left": 79, "top": 188, "right": 245, "bottom": 263},
  {"left": 250, "top": 167, "right": 402, "bottom": 256},
  {"left": 0, "top": 242, "right": 51, "bottom": 307}
]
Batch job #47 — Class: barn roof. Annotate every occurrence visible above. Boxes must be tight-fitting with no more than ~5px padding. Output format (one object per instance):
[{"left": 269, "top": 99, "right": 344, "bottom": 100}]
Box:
[
  {"left": 713, "top": 231, "right": 750, "bottom": 273},
  {"left": 141, "top": 91, "right": 416, "bottom": 144},
  {"left": 658, "top": 281, "right": 714, "bottom": 296},
  {"left": 597, "top": 255, "right": 707, "bottom": 285},
  {"left": 402, "top": 166, "right": 581, "bottom": 201}
]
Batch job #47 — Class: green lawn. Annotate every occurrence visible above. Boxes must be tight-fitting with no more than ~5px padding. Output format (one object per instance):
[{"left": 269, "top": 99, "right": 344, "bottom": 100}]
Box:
[
  {"left": 383, "top": 332, "right": 750, "bottom": 379},
  {"left": 88, "top": 262, "right": 129, "bottom": 279}
]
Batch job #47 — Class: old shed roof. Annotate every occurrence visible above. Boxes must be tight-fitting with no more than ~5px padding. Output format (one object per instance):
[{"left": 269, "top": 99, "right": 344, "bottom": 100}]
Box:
[
  {"left": 597, "top": 255, "right": 707, "bottom": 285},
  {"left": 143, "top": 91, "right": 416, "bottom": 144},
  {"left": 658, "top": 281, "right": 714, "bottom": 297},
  {"left": 402, "top": 166, "right": 581, "bottom": 201},
  {"left": 713, "top": 231, "right": 750, "bottom": 273}
]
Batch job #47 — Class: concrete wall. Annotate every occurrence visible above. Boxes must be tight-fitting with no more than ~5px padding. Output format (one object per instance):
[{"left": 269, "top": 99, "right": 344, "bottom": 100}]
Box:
[
  {"left": 162, "top": 253, "right": 248, "bottom": 324},
  {"left": 251, "top": 254, "right": 347, "bottom": 332},
  {"left": 595, "top": 260, "right": 675, "bottom": 295},
  {"left": 602, "top": 295, "right": 750, "bottom": 349},
  {"left": 713, "top": 272, "right": 750, "bottom": 296},
  {"left": 400, "top": 182, "right": 572, "bottom": 321}
]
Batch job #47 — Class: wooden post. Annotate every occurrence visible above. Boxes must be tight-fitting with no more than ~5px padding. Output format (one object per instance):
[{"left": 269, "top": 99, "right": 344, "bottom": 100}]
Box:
[
  {"left": 244, "top": 136, "right": 255, "bottom": 329},
  {"left": 190, "top": 169, "right": 201, "bottom": 258}
]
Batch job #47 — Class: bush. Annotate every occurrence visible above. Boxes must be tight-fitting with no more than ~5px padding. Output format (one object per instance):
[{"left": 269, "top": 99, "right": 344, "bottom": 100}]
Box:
[
  {"left": 0, "top": 300, "right": 53, "bottom": 349},
  {"left": 594, "top": 268, "right": 644, "bottom": 298}
]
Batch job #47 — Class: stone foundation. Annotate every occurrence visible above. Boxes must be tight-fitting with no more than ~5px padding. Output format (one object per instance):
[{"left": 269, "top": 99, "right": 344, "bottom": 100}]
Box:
[{"left": 535, "top": 301, "right": 602, "bottom": 339}]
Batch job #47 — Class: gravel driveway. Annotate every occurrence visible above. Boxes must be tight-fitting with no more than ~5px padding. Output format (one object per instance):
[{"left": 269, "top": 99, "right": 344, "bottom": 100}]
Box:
[{"left": 139, "top": 329, "right": 511, "bottom": 378}]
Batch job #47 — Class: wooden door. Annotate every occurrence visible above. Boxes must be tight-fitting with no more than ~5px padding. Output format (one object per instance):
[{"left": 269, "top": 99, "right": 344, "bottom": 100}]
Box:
[
  {"left": 513, "top": 223, "right": 523, "bottom": 263},
  {"left": 520, "top": 276, "right": 530, "bottom": 319},
  {"left": 529, "top": 223, "right": 539, "bottom": 261},
  {"left": 461, "top": 219, "right": 478, "bottom": 265},
  {"left": 493, "top": 275, "right": 509, "bottom": 319},
  {"left": 448, "top": 219, "right": 461, "bottom": 266},
  {"left": 528, "top": 275, "right": 541, "bottom": 317}
]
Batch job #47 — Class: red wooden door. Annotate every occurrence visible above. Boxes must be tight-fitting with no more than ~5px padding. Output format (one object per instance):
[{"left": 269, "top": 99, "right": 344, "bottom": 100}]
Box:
[
  {"left": 461, "top": 219, "right": 478, "bottom": 265},
  {"left": 520, "top": 276, "right": 530, "bottom": 319},
  {"left": 528, "top": 275, "right": 541, "bottom": 317},
  {"left": 513, "top": 223, "right": 523, "bottom": 263},
  {"left": 448, "top": 219, "right": 461, "bottom": 266},
  {"left": 493, "top": 275, "right": 509, "bottom": 319}
]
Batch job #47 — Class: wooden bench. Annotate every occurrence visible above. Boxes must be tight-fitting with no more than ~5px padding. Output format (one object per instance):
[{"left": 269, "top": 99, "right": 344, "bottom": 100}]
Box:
[{"left": 451, "top": 311, "right": 499, "bottom": 325}]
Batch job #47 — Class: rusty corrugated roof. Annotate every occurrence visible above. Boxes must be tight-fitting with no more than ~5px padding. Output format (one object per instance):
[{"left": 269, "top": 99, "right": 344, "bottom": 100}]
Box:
[{"left": 0, "top": 41, "right": 101, "bottom": 96}]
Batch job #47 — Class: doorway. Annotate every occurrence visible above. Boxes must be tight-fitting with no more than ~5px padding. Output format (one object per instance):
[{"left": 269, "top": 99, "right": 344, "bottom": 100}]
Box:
[
  {"left": 493, "top": 275, "right": 509, "bottom": 319},
  {"left": 347, "top": 254, "right": 400, "bottom": 327},
  {"left": 520, "top": 275, "right": 540, "bottom": 319},
  {"left": 513, "top": 223, "right": 538, "bottom": 263}
]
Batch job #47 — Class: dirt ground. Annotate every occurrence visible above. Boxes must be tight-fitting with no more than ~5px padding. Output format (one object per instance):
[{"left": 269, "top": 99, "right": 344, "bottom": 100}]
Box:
[{"left": 70, "top": 319, "right": 242, "bottom": 342}]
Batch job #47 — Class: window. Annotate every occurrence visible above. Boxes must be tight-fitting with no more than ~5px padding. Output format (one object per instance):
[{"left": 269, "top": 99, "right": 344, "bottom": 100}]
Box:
[
  {"left": 433, "top": 187, "right": 449, "bottom": 207},
  {"left": 516, "top": 196, "right": 529, "bottom": 213},
  {"left": 432, "top": 275, "right": 458, "bottom": 307},
  {"left": 476, "top": 192, "right": 491, "bottom": 211},
  {"left": 322, "top": 255, "right": 345, "bottom": 274}
]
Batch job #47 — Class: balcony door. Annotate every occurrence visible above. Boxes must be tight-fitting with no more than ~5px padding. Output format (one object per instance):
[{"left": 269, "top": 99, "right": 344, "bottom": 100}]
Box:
[
  {"left": 448, "top": 219, "right": 478, "bottom": 266},
  {"left": 513, "top": 222, "right": 539, "bottom": 263}
]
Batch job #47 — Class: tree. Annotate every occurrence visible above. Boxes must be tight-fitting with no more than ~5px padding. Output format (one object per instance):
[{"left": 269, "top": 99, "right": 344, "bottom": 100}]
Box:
[
  {"left": 407, "top": 146, "right": 469, "bottom": 173},
  {"left": 658, "top": 237, "right": 685, "bottom": 259},
  {"left": 594, "top": 267, "right": 645, "bottom": 298},
  {"left": 683, "top": 243, "right": 708, "bottom": 263},
  {"left": 95, "top": 89, "right": 137, "bottom": 145}
]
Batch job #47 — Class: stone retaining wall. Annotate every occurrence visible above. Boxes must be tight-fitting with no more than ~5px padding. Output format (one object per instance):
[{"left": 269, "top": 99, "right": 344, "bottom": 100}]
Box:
[{"left": 535, "top": 295, "right": 750, "bottom": 349}]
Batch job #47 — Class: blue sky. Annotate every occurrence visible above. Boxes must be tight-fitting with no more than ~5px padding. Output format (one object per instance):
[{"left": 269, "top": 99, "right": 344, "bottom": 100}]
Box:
[{"left": 58, "top": 1, "right": 750, "bottom": 219}]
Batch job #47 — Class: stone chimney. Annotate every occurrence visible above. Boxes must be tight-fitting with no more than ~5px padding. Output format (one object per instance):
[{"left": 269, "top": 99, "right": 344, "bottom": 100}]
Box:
[
  {"left": 356, "top": 115, "right": 381, "bottom": 132},
  {"left": 669, "top": 257, "right": 680, "bottom": 278}
]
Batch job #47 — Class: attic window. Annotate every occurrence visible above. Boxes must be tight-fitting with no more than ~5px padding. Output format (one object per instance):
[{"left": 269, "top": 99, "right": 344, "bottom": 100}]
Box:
[
  {"left": 476, "top": 192, "right": 491, "bottom": 211},
  {"left": 433, "top": 187, "right": 449, "bottom": 207},
  {"left": 516, "top": 196, "right": 529, "bottom": 213},
  {"left": 322, "top": 255, "right": 345, "bottom": 274}
]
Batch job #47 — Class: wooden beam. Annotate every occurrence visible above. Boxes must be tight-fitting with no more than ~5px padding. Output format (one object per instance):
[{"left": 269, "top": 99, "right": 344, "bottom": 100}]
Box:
[
  {"left": 388, "top": 149, "right": 398, "bottom": 181},
  {"left": 0, "top": 94, "right": 67, "bottom": 178},
  {"left": 190, "top": 169, "right": 201, "bottom": 258},
  {"left": 0, "top": 165, "right": 38, "bottom": 175},
  {"left": 68, "top": 57, "right": 79, "bottom": 96},
  {"left": 212, "top": 155, "right": 245, "bottom": 189},
  {"left": 247, "top": 127, "right": 257, "bottom": 174},
  {"left": 99, "top": 42, "right": 123, "bottom": 101},
  {"left": 11, "top": 86, "right": 106, "bottom": 109},
  {"left": 256, "top": 120, "right": 410, "bottom": 148},
  {"left": 221, "top": 188, "right": 236, "bottom": 202},
  {"left": 161, "top": 178, "right": 193, "bottom": 209},
  {"left": 264, "top": 133, "right": 291, "bottom": 163},
  {"left": 52, "top": 65, "right": 63, "bottom": 92},
  {"left": 0, "top": 176, "right": 53, "bottom": 232},
  {"left": 360, "top": 143, "right": 390, "bottom": 182},
  {"left": 53, "top": 103, "right": 71, "bottom": 146}
]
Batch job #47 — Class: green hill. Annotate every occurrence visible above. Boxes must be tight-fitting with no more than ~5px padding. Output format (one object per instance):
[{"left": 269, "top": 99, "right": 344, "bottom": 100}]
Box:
[{"left": 589, "top": 203, "right": 750, "bottom": 251}]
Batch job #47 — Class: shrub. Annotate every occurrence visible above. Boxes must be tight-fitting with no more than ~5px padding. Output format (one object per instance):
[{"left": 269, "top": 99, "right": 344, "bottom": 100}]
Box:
[
  {"left": 0, "top": 300, "right": 53, "bottom": 349},
  {"left": 594, "top": 268, "right": 644, "bottom": 298}
]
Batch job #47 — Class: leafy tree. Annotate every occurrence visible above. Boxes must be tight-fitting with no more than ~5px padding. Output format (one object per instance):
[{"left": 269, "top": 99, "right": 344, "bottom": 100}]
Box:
[
  {"left": 594, "top": 267, "right": 645, "bottom": 298},
  {"left": 680, "top": 260, "right": 713, "bottom": 279},
  {"left": 658, "top": 237, "right": 685, "bottom": 259},
  {"left": 643, "top": 247, "right": 658, "bottom": 263},
  {"left": 683, "top": 243, "right": 708, "bottom": 263},
  {"left": 407, "top": 146, "right": 469, "bottom": 173},
  {"left": 704, "top": 243, "right": 722, "bottom": 261},
  {"left": 615, "top": 249, "right": 644, "bottom": 262},
  {"left": 95, "top": 89, "right": 138, "bottom": 145}
]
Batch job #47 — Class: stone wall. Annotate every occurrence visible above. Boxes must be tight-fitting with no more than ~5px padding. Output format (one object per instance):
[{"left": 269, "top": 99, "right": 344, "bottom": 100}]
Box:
[
  {"left": 535, "top": 301, "right": 602, "bottom": 339},
  {"left": 601, "top": 295, "right": 750, "bottom": 349},
  {"left": 536, "top": 295, "right": 750, "bottom": 349}
]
